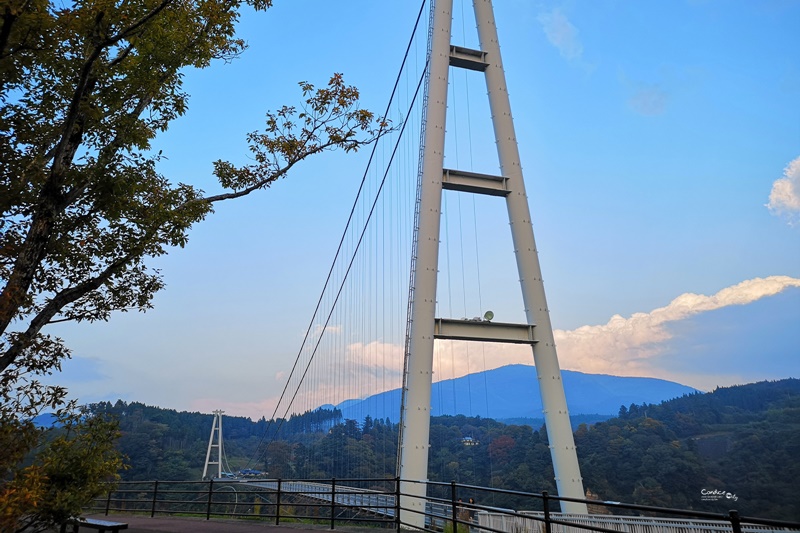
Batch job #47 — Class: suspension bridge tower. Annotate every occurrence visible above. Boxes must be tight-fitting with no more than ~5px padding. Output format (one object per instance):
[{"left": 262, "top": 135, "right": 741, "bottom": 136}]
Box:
[
  {"left": 202, "top": 409, "right": 225, "bottom": 480},
  {"left": 398, "top": 0, "right": 588, "bottom": 525}
]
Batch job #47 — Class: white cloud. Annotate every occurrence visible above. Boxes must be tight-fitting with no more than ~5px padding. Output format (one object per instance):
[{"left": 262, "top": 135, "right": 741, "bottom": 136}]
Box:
[
  {"left": 345, "top": 340, "right": 405, "bottom": 377},
  {"left": 767, "top": 156, "right": 800, "bottom": 225},
  {"left": 554, "top": 275, "right": 800, "bottom": 376},
  {"left": 311, "top": 324, "right": 341, "bottom": 339},
  {"left": 267, "top": 340, "right": 406, "bottom": 418},
  {"left": 434, "top": 341, "right": 528, "bottom": 382},
  {"left": 433, "top": 276, "right": 800, "bottom": 384},
  {"left": 537, "top": 9, "right": 583, "bottom": 60}
]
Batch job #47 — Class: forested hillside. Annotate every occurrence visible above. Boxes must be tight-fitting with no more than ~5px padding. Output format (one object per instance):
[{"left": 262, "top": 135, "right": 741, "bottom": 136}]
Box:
[{"left": 89, "top": 379, "right": 800, "bottom": 520}]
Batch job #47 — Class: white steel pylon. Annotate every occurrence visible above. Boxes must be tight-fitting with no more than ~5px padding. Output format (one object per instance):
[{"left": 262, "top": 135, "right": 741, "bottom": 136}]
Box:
[
  {"left": 202, "top": 409, "right": 225, "bottom": 480},
  {"left": 398, "top": 0, "right": 588, "bottom": 525}
]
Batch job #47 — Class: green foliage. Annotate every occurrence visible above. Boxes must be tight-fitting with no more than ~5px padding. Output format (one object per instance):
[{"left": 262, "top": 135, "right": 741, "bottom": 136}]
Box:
[
  {"left": 33, "top": 414, "right": 124, "bottom": 525},
  {"left": 1, "top": 0, "right": 383, "bottom": 406},
  {"left": 1, "top": 411, "right": 124, "bottom": 532},
  {"left": 1, "top": 0, "right": 384, "bottom": 528},
  {"left": 584, "top": 379, "right": 800, "bottom": 519}
]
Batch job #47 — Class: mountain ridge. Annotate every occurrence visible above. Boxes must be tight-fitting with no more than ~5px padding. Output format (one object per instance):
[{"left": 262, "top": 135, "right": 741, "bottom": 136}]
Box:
[{"left": 331, "top": 364, "right": 698, "bottom": 422}]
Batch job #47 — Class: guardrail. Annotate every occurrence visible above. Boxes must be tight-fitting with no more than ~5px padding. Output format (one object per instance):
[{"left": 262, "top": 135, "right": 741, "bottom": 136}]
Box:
[{"left": 88, "top": 478, "right": 800, "bottom": 533}]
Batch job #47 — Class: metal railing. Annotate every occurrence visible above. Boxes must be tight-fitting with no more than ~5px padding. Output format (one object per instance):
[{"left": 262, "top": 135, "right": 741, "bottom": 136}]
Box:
[
  {"left": 89, "top": 478, "right": 399, "bottom": 528},
  {"left": 88, "top": 478, "right": 800, "bottom": 533}
]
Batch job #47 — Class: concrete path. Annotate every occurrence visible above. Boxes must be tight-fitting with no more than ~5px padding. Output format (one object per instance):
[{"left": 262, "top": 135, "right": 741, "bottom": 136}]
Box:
[{"left": 82, "top": 514, "right": 361, "bottom": 533}]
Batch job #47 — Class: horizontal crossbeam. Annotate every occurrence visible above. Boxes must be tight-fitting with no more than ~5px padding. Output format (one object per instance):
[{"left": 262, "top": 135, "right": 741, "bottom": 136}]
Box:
[
  {"left": 442, "top": 168, "right": 508, "bottom": 196},
  {"left": 449, "top": 45, "right": 488, "bottom": 71},
  {"left": 434, "top": 318, "right": 536, "bottom": 344}
]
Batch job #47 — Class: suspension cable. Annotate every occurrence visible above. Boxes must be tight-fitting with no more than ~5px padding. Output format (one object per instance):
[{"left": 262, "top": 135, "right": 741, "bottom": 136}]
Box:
[
  {"left": 244, "top": 0, "right": 429, "bottom": 470},
  {"left": 258, "top": 67, "right": 427, "bottom": 461},
  {"left": 250, "top": 61, "right": 429, "bottom": 468}
]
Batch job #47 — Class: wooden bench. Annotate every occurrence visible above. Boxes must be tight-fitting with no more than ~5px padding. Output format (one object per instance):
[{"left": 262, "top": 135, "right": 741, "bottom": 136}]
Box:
[{"left": 60, "top": 517, "right": 128, "bottom": 533}]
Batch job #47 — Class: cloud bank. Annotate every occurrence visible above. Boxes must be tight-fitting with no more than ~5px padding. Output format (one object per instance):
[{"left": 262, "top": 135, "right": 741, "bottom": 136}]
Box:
[
  {"left": 767, "top": 156, "right": 800, "bottom": 225},
  {"left": 432, "top": 276, "right": 800, "bottom": 388},
  {"left": 554, "top": 275, "right": 800, "bottom": 375}
]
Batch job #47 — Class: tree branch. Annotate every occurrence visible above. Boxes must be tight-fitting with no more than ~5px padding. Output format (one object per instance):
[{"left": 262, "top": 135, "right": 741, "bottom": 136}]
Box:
[
  {"left": 0, "top": 250, "right": 138, "bottom": 374},
  {"left": 197, "top": 149, "right": 310, "bottom": 205},
  {"left": 193, "top": 130, "right": 370, "bottom": 206},
  {"left": 1, "top": 5, "right": 181, "bottom": 339},
  {"left": 104, "top": 0, "right": 173, "bottom": 48},
  {"left": 47, "top": 306, "right": 139, "bottom": 324},
  {"left": 0, "top": 5, "right": 18, "bottom": 61}
]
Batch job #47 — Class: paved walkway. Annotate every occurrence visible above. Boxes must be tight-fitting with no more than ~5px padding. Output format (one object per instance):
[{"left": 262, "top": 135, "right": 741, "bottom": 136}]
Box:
[{"left": 82, "top": 515, "right": 362, "bottom": 533}]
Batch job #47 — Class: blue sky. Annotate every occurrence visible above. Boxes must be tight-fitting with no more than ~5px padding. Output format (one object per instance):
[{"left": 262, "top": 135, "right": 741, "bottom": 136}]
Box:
[{"left": 48, "top": 0, "right": 799, "bottom": 419}]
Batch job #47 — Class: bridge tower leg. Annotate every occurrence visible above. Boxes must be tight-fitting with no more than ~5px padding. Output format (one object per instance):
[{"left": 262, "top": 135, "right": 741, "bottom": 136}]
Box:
[
  {"left": 398, "top": 0, "right": 452, "bottom": 526},
  {"left": 399, "top": 0, "right": 588, "bottom": 526},
  {"left": 202, "top": 409, "right": 225, "bottom": 480}
]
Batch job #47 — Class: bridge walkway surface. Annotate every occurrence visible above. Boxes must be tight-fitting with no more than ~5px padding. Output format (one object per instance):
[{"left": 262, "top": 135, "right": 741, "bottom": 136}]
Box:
[{"left": 79, "top": 515, "right": 372, "bottom": 533}]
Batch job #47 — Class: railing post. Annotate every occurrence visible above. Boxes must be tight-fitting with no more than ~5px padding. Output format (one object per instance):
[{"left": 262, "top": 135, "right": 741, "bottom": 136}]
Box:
[
  {"left": 331, "top": 478, "right": 337, "bottom": 530},
  {"left": 451, "top": 481, "right": 459, "bottom": 533},
  {"left": 206, "top": 479, "right": 214, "bottom": 520},
  {"left": 395, "top": 477, "right": 401, "bottom": 530},
  {"left": 542, "top": 491, "right": 552, "bottom": 533},
  {"left": 729, "top": 510, "right": 743, "bottom": 533},
  {"left": 105, "top": 487, "right": 112, "bottom": 516},
  {"left": 150, "top": 480, "right": 159, "bottom": 518},
  {"left": 275, "top": 479, "right": 282, "bottom": 525}
]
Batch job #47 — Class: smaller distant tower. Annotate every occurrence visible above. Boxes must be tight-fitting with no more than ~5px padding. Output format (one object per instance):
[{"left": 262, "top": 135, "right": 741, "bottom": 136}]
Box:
[{"left": 202, "top": 410, "right": 225, "bottom": 480}]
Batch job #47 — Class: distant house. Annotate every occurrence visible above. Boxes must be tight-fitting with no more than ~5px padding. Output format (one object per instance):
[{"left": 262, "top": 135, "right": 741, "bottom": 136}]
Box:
[{"left": 462, "top": 436, "right": 479, "bottom": 446}]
